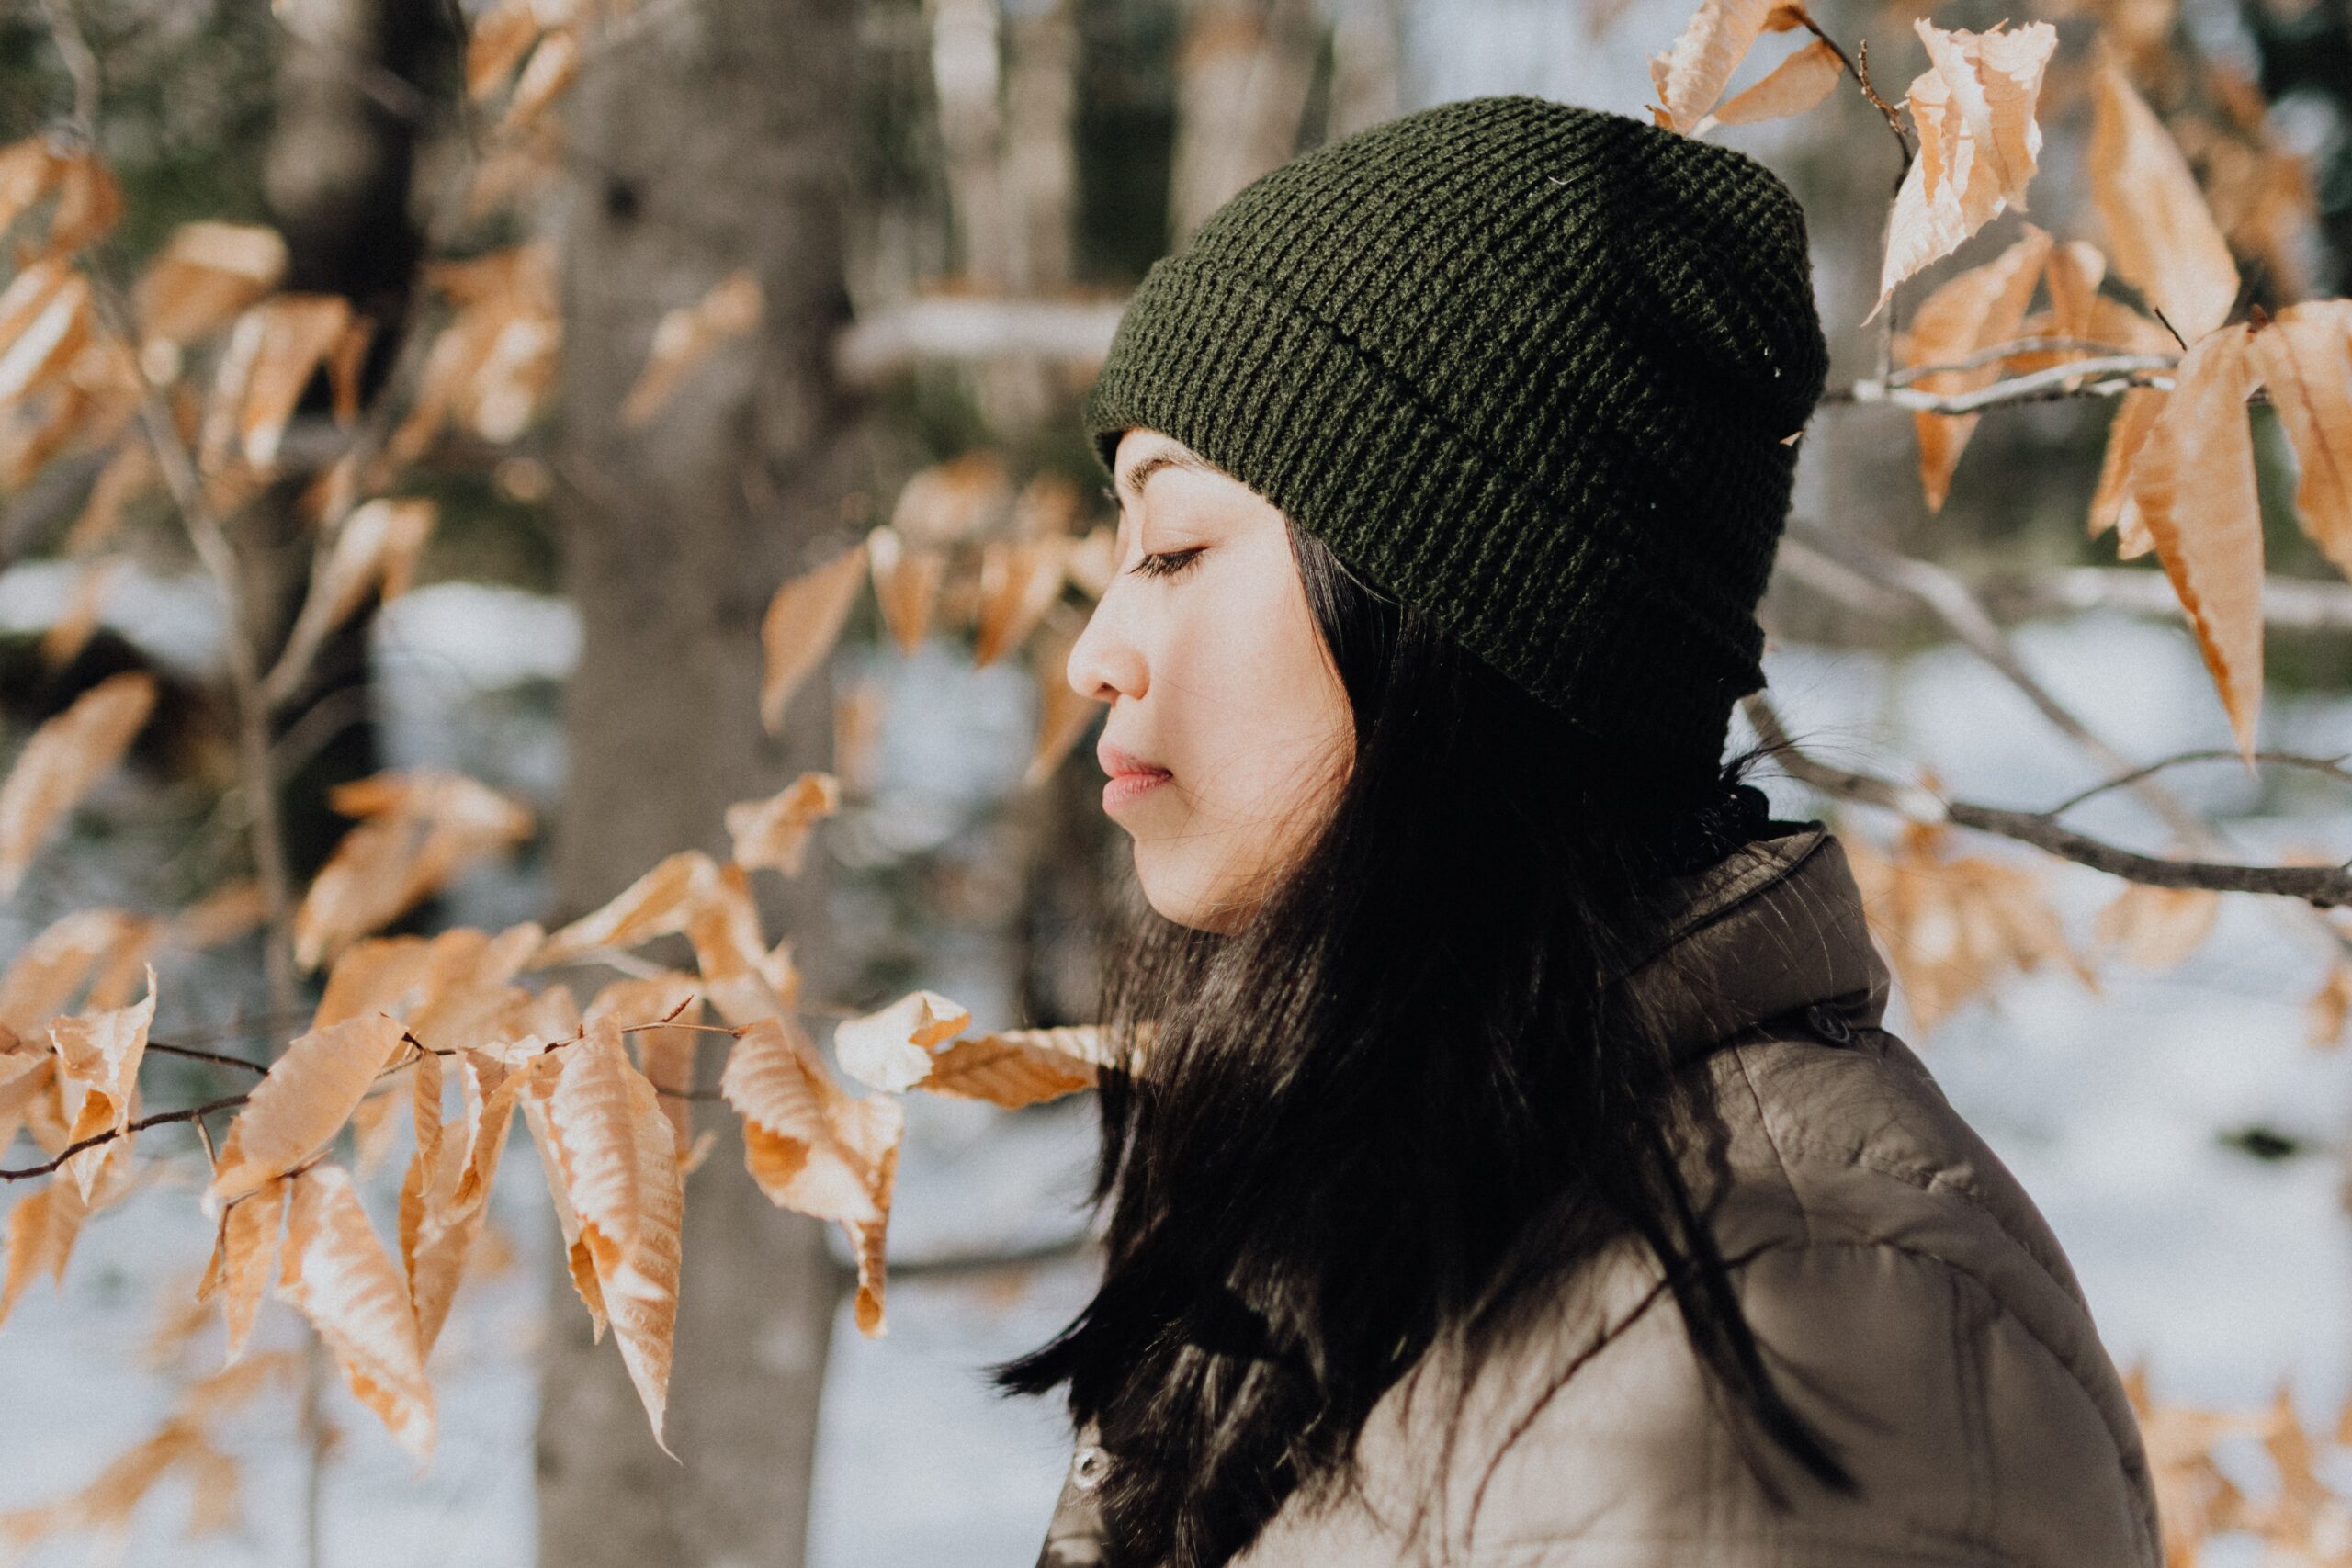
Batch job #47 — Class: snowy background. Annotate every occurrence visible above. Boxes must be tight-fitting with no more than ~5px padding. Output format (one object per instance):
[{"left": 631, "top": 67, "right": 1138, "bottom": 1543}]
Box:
[{"left": 3, "top": 562, "right": 2351, "bottom": 1565}]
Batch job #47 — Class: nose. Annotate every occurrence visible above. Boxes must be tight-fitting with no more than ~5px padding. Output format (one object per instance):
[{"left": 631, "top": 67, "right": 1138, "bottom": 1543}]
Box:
[{"left": 1066, "top": 591, "right": 1145, "bottom": 706}]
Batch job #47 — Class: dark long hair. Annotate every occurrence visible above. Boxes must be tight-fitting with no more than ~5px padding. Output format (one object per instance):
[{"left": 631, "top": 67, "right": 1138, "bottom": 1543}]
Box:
[{"left": 995, "top": 516, "right": 1858, "bottom": 1566}]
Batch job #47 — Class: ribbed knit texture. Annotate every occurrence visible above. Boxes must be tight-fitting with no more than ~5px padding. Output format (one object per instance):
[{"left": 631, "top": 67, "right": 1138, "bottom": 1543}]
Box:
[{"left": 1085, "top": 94, "right": 1830, "bottom": 796}]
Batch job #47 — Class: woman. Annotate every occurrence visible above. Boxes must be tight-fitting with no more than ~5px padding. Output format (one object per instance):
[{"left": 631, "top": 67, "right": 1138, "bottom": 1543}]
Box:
[{"left": 997, "top": 95, "right": 2162, "bottom": 1568}]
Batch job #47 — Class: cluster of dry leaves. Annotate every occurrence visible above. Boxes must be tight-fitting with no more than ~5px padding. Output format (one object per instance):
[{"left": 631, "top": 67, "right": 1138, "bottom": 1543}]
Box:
[{"left": 1654, "top": 0, "right": 2352, "bottom": 774}]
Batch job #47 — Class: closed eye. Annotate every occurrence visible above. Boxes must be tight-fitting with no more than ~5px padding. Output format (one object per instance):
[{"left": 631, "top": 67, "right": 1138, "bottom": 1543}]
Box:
[{"left": 1128, "top": 547, "right": 1205, "bottom": 581}]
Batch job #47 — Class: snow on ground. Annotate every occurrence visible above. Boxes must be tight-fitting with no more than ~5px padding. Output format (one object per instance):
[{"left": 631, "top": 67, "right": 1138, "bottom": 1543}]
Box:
[{"left": 6, "top": 575, "right": 2352, "bottom": 1563}]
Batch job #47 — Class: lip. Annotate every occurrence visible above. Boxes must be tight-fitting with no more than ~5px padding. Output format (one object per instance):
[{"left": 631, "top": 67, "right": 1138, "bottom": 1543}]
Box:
[{"left": 1098, "top": 742, "right": 1171, "bottom": 812}]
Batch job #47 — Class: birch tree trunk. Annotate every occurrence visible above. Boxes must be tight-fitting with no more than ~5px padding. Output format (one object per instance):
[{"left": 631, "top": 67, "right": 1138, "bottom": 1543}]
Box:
[{"left": 533, "top": 2, "right": 865, "bottom": 1563}]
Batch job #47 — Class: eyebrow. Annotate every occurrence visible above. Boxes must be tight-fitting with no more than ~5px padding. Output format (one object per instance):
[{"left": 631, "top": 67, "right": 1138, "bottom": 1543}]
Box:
[{"left": 1114, "top": 449, "right": 1216, "bottom": 499}]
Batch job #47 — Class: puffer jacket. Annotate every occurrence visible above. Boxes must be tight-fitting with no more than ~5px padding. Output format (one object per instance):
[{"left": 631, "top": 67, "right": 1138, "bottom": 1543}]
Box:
[{"left": 1033, "top": 821, "right": 2163, "bottom": 1567}]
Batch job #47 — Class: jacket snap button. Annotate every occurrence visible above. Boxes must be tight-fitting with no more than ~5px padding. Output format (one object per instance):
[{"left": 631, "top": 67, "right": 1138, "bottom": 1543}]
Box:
[
  {"left": 1070, "top": 1445, "right": 1109, "bottom": 1492},
  {"left": 1805, "top": 1003, "right": 1857, "bottom": 1047}
]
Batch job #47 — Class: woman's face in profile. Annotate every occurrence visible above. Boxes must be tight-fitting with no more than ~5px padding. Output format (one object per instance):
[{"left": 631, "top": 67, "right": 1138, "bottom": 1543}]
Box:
[{"left": 1066, "top": 428, "right": 1353, "bottom": 933}]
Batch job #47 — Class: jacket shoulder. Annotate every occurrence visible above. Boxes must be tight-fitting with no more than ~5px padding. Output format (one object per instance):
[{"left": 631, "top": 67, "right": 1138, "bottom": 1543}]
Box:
[{"left": 1448, "top": 1028, "right": 2162, "bottom": 1566}]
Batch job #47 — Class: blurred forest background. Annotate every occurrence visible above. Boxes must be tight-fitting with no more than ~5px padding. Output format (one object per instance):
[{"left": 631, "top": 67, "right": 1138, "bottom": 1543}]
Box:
[{"left": 2, "top": 0, "right": 2352, "bottom": 1564}]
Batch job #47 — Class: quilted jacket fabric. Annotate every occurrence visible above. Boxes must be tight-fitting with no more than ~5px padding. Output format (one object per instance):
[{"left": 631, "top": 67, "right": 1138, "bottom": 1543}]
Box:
[{"left": 1031, "top": 822, "right": 2163, "bottom": 1568}]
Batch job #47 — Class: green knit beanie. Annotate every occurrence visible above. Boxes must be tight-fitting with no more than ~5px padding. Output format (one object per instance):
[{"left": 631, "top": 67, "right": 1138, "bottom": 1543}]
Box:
[{"left": 1085, "top": 94, "right": 1829, "bottom": 798}]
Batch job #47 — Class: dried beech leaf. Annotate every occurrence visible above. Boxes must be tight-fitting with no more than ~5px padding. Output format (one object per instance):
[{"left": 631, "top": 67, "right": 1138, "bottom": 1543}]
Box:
[
  {"left": 0, "top": 259, "right": 92, "bottom": 408},
  {"left": 2246, "top": 300, "right": 2352, "bottom": 581},
  {"left": 974, "top": 536, "right": 1072, "bottom": 667},
  {"left": 2088, "top": 50, "right": 2240, "bottom": 344},
  {"left": 721, "top": 1016, "right": 888, "bottom": 1224},
  {"left": 50, "top": 965, "right": 156, "bottom": 1202},
  {"left": 0, "top": 671, "right": 155, "bottom": 894},
  {"left": 2092, "top": 384, "right": 2171, "bottom": 556},
  {"left": 206, "top": 1012, "right": 409, "bottom": 1213},
  {"left": 1648, "top": 0, "right": 1781, "bottom": 131},
  {"left": 619, "top": 270, "right": 762, "bottom": 427},
  {"left": 275, "top": 499, "right": 438, "bottom": 694},
  {"left": 760, "top": 542, "right": 869, "bottom": 735},
  {"left": 724, "top": 772, "right": 841, "bottom": 877},
  {"left": 2129, "top": 322, "right": 2265, "bottom": 762},
  {"left": 921, "top": 1025, "right": 1113, "bottom": 1108},
  {"left": 2092, "top": 883, "right": 2220, "bottom": 969},
  {"left": 1, "top": 1177, "right": 88, "bottom": 1328},
  {"left": 0, "top": 902, "right": 153, "bottom": 1034},
  {"left": 867, "top": 525, "right": 947, "bottom": 656},
  {"left": 167, "top": 879, "right": 268, "bottom": 953},
  {"left": 544, "top": 1021, "right": 682, "bottom": 1450},
  {"left": 466, "top": 1, "right": 544, "bottom": 98},
  {"left": 40, "top": 557, "right": 122, "bottom": 671},
  {"left": 892, "top": 452, "right": 1014, "bottom": 547},
  {"left": 1871, "top": 20, "right": 2057, "bottom": 317},
  {"left": 587, "top": 973, "right": 704, "bottom": 1161},
  {"left": 1843, "top": 822, "right": 2097, "bottom": 1035},
  {"left": 293, "top": 771, "right": 534, "bottom": 970},
  {"left": 721, "top": 1016, "right": 905, "bottom": 1334},
  {"left": 1024, "top": 615, "right": 1097, "bottom": 788},
  {"left": 1898, "top": 225, "right": 2053, "bottom": 511},
  {"left": 220, "top": 1176, "right": 288, "bottom": 1364},
  {"left": 834, "top": 988, "right": 974, "bottom": 1093},
  {"left": 133, "top": 222, "right": 289, "bottom": 349},
  {"left": 1695, "top": 37, "right": 1845, "bottom": 131},
  {"left": 274, "top": 1164, "right": 435, "bottom": 1462},
  {"left": 202, "top": 294, "right": 355, "bottom": 473}
]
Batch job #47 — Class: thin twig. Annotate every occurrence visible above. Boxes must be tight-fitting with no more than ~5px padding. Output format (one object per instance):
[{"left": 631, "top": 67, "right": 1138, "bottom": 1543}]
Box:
[{"left": 1744, "top": 693, "right": 2352, "bottom": 905}]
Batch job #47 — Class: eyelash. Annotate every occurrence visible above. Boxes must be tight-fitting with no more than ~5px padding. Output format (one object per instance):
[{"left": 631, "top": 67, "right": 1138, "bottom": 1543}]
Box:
[{"left": 1128, "top": 547, "right": 1204, "bottom": 581}]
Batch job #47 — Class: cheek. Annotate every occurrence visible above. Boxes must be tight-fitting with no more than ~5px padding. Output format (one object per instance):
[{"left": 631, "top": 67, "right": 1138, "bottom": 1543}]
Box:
[{"left": 1154, "top": 551, "right": 1348, "bottom": 825}]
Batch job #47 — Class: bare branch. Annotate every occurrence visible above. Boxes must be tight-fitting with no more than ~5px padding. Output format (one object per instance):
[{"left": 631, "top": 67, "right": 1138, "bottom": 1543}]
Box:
[{"left": 1744, "top": 692, "right": 2352, "bottom": 906}]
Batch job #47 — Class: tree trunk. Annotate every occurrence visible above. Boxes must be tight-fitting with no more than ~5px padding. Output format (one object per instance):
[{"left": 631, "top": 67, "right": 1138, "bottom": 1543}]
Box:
[
  {"left": 1167, "top": 0, "right": 1325, "bottom": 246},
  {"left": 533, "top": 3, "right": 865, "bottom": 1564}
]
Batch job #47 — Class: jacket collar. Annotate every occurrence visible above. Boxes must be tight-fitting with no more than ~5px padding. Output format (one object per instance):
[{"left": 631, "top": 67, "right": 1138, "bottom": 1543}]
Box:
[{"left": 1605, "top": 821, "right": 1892, "bottom": 1064}]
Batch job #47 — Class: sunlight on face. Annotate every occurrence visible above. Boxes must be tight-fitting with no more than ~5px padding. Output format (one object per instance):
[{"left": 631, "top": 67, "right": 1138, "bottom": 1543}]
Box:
[{"left": 1066, "top": 429, "right": 1354, "bottom": 934}]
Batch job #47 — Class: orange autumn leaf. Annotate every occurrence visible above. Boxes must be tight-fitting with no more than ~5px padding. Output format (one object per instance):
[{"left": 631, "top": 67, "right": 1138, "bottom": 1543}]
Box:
[
  {"left": 269, "top": 498, "right": 438, "bottom": 702},
  {"left": 835, "top": 987, "right": 975, "bottom": 1094},
  {"left": 1842, "top": 820, "right": 2096, "bottom": 1035},
  {"left": 204, "top": 1176, "right": 288, "bottom": 1365},
  {"left": 166, "top": 879, "right": 268, "bottom": 953},
  {"left": 720, "top": 1015, "right": 904, "bottom": 1337},
  {"left": 2091, "top": 882, "right": 2220, "bottom": 969},
  {"left": 2087, "top": 49, "right": 2240, "bottom": 344},
  {"left": 1647, "top": 0, "right": 1784, "bottom": 133},
  {"left": 0, "top": 259, "right": 93, "bottom": 409},
  {"left": 1898, "top": 224, "right": 2053, "bottom": 511},
  {"left": 619, "top": 270, "right": 763, "bottom": 427},
  {"left": 40, "top": 557, "right": 122, "bottom": 671},
  {"left": 760, "top": 540, "right": 870, "bottom": 735},
  {"left": 1, "top": 1178, "right": 87, "bottom": 1328},
  {"left": 205, "top": 1012, "right": 409, "bottom": 1213},
  {"left": 724, "top": 772, "right": 841, "bottom": 877},
  {"left": 388, "top": 242, "right": 560, "bottom": 463},
  {"left": 921, "top": 1025, "right": 1116, "bottom": 1108},
  {"left": 2092, "top": 385, "right": 2170, "bottom": 558},
  {"left": 2129, "top": 321, "right": 2265, "bottom": 763},
  {"left": 273, "top": 1164, "right": 435, "bottom": 1462},
  {"left": 2246, "top": 299, "right": 2352, "bottom": 582},
  {"left": 1024, "top": 613, "right": 1098, "bottom": 789},
  {"left": 974, "top": 536, "right": 1072, "bottom": 668},
  {"left": 0, "top": 671, "right": 154, "bottom": 895},
  {"left": 1698, "top": 37, "right": 1845, "bottom": 132},
  {"left": 401, "top": 1044, "right": 517, "bottom": 1360},
  {"left": 1872, "top": 20, "right": 2057, "bottom": 316},
  {"left": 49, "top": 966, "right": 156, "bottom": 1202},
  {"left": 535, "top": 850, "right": 797, "bottom": 1028},
  {"left": 132, "top": 221, "right": 288, "bottom": 351},
  {"left": 542, "top": 1021, "right": 683, "bottom": 1449},
  {"left": 585, "top": 972, "right": 704, "bottom": 1163},
  {"left": 292, "top": 771, "right": 535, "bottom": 970},
  {"left": 867, "top": 525, "right": 948, "bottom": 656},
  {"left": 0, "top": 906, "right": 154, "bottom": 1034},
  {"left": 200, "top": 294, "right": 356, "bottom": 473}
]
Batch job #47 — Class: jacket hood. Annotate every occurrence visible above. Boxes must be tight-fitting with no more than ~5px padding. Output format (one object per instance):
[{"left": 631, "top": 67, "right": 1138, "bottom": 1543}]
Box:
[{"left": 1609, "top": 820, "right": 1893, "bottom": 1065}]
